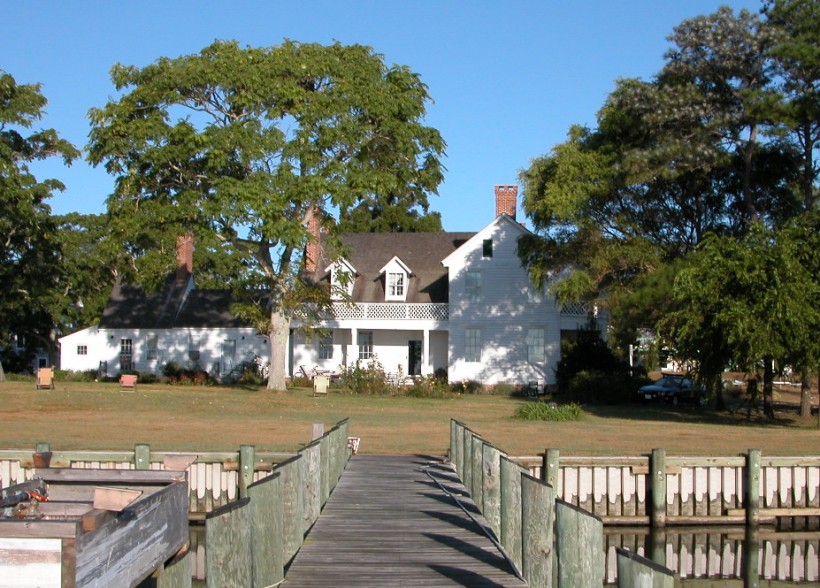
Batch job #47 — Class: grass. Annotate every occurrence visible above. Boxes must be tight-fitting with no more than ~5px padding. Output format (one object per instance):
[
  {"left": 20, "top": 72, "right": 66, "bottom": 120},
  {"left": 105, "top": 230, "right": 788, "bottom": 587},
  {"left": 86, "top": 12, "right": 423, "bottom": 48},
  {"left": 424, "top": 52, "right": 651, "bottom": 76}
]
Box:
[{"left": 0, "top": 379, "right": 817, "bottom": 457}]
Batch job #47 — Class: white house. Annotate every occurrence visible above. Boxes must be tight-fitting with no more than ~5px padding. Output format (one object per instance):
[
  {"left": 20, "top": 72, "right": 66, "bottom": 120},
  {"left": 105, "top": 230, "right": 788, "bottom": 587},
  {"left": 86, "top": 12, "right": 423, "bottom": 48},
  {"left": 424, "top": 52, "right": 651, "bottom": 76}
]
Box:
[{"left": 59, "top": 186, "right": 602, "bottom": 386}]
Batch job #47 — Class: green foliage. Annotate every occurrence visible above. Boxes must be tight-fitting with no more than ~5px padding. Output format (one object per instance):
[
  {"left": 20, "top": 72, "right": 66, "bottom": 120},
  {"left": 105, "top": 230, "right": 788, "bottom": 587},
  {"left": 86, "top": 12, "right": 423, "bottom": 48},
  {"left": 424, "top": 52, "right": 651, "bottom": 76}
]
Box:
[
  {"left": 0, "top": 70, "right": 79, "bottom": 364},
  {"left": 514, "top": 401, "right": 584, "bottom": 422},
  {"left": 452, "top": 380, "right": 484, "bottom": 394},
  {"left": 86, "top": 40, "right": 445, "bottom": 390},
  {"left": 662, "top": 217, "right": 820, "bottom": 413},
  {"left": 400, "top": 376, "right": 454, "bottom": 399},
  {"left": 55, "top": 369, "right": 98, "bottom": 382},
  {"left": 162, "top": 361, "right": 212, "bottom": 386},
  {"left": 339, "top": 359, "right": 387, "bottom": 395},
  {"left": 555, "top": 328, "right": 641, "bottom": 404}
]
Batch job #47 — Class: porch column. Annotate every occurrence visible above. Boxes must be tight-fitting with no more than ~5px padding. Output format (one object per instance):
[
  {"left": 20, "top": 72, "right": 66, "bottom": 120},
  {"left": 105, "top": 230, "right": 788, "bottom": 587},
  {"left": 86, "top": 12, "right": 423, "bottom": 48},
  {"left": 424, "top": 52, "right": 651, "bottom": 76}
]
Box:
[
  {"left": 422, "top": 329, "right": 430, "bottom": 376},
  {"left": 349, "top": 327, "right": 358, "bottom": 367}
]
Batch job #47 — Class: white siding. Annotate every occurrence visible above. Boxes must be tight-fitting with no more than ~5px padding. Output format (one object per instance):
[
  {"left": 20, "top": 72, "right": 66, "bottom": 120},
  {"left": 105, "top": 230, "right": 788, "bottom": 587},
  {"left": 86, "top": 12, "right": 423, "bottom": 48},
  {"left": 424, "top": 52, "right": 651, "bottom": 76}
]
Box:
[
  {"left": 59, "top": 327, "right": 268, "bottom": 378},
  {"left": 445, "top": 217, "right": 560, "bottom": 386}
]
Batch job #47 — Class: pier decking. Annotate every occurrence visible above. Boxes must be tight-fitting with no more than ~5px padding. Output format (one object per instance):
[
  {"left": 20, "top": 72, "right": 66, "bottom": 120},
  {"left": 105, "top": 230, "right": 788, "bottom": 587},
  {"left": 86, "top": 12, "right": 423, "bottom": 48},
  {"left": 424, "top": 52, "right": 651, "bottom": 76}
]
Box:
[{"left": 284, "top": 454, "right": 526, "bottom": 587}]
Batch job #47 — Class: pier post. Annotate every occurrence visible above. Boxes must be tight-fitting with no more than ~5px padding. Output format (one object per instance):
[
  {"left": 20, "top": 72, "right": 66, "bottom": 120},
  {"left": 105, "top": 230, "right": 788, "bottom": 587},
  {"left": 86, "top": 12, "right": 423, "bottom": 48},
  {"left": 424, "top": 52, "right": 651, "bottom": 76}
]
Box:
[
  {"left": 650, "top": 448, "right": 667, "bottom": 528},
  {"left": 135, "top": 443, "right": 150, "bottom": 470},
  {"left": 746, "top": 448, "right": 761, "bottom": 527},
  {"left": 542, "top": 448, "right": 559, "bottom": 488},
  {"left": 239, "top": 445, "right": 255, "bottom": 499}
]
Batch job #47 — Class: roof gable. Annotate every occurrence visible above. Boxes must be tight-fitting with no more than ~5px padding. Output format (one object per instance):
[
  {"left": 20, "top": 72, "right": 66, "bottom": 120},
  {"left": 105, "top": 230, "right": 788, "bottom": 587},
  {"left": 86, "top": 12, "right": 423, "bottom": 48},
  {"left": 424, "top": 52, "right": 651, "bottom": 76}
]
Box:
[{"left": 441, "top": 214, "right": 529, "bottom": 268}]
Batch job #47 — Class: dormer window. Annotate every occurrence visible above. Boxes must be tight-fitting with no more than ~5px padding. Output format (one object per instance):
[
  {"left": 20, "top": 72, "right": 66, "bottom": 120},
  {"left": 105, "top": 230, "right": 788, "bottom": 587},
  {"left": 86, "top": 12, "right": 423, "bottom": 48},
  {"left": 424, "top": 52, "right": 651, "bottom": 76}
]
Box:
[
  {"left": 325, "top": 259, "right": 357, "bottom": 301},
  {"left": 387, "top": 272, "right": 405, "bottom": 298},
  {"left": 380, "top": 256, "right": 412, "bottom": 302}
]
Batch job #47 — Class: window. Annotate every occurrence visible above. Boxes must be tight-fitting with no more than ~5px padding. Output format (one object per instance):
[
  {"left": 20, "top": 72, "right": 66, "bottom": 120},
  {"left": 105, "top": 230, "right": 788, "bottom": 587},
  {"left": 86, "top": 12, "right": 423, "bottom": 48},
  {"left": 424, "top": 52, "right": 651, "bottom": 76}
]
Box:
[
  {"left": 465, "top": 329, "right": 481, "bottom": 362},
  {"left": 77, "top": 345, "right": 88, "bottom": 356},
  {"left": 146, "top": 335, "right": 158, "bottom": 360},
  {"left": 357, "top": 331, "right": 373, "bottom": 360},
  {"left": 120, "top": 338, "right": 133, "bottom": 372},
  {"left": 482, "top": 239, "right": 493, "bottom": 258},
  {"left": 188, "top": 334, "right": 200, "bottom": 361},
  {"left": 319, "top": 334, "right": 333, "bottom": 360},
  {"left": 465, "top": 271, "right": 482, "bottom": 302},
  {"left": 526, "top": 329, "right": 545, "bottom": 363},
  {"left": 386, "top": 272, "right": 405, "bottom": 299}
]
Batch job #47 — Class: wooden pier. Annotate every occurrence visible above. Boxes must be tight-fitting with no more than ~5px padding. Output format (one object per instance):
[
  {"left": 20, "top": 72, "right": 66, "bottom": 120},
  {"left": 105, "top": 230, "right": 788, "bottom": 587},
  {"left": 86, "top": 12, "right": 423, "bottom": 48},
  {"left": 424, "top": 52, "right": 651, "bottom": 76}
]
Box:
[{"left": 283, "top": 454, "right": 526, "bottom": 587}]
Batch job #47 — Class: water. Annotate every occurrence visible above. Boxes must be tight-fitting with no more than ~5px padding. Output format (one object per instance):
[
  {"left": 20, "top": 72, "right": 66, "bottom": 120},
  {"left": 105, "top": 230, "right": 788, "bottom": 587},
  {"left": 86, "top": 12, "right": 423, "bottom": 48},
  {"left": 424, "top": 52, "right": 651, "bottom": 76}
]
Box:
[{"left": 186, "top": 524, "right": 819, "bottom": 585}]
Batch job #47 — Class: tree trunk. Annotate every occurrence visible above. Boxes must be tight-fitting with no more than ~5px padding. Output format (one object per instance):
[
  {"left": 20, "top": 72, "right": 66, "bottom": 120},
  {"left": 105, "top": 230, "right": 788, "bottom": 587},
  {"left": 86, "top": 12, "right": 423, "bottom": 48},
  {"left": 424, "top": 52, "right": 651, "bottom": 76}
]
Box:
[
  {"left": 762, "top": 356, "right": 775, "bottom": 419},
  {"left": 799, "top": 369, "right": 812, "bottom": 419},
  {"left": 0, "top": 359, "right": 5, "bottom": 382},
  {"left": 267, "top": 310, "right": 291, "bottom": 391}
]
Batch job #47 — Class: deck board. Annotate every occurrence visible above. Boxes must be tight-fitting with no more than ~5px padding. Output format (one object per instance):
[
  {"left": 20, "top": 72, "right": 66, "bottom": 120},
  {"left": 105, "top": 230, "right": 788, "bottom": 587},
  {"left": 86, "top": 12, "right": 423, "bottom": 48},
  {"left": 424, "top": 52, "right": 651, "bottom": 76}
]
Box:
[{"left": 284, "top": 454, "right": 525, "bottom": 587}]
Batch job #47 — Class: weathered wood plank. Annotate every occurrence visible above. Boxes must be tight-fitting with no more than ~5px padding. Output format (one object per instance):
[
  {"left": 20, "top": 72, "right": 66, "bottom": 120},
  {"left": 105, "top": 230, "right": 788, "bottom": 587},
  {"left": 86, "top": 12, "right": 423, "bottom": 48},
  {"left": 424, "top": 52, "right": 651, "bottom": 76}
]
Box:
[{"left": 284, "top": 455, "right": 524, "bottom": 587}]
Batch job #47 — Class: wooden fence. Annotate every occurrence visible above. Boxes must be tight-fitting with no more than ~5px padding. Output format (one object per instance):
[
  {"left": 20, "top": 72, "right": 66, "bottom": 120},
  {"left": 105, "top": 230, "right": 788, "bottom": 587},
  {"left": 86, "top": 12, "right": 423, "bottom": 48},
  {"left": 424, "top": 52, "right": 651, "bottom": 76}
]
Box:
[
  {"left": 451, "top": 420, "right": 675, "bottom": 587},
  {"left": 0, "top": 420, "right": 356, "bottom": 517},
  {"left": 512, "top": 449, "right": 820, "bottom": 527}
]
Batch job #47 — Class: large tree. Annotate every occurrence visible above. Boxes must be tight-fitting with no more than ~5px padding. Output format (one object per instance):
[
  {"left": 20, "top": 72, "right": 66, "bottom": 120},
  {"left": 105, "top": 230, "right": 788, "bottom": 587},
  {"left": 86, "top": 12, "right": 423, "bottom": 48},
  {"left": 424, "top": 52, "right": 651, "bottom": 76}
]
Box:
[
  {"left": 663, "top": 217, "right": 820, "bottom": 417},
  {"left": 0, "top": 70, "right": 78, "bottom": 377},
  {"left": 87, "top": 40, "right": 445, "bottom": 390},
  {"left": 520, "top": 6, "right": 806, "bottom": 365}
]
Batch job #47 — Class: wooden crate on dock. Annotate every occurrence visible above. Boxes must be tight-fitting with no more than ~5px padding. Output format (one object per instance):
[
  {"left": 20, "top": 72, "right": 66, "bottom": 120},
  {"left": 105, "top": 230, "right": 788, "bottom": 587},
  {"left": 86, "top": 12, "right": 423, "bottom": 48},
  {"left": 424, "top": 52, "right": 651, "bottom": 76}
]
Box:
[{"left": 0, "top": 468, "right": 189, "bottom": 587}]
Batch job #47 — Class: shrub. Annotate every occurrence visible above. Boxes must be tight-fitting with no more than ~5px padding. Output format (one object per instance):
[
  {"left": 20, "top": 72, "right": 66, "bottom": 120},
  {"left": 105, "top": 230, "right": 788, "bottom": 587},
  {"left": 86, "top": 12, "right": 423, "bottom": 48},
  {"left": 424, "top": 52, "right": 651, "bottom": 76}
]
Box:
[
  {"left": 452, "top": 379, "right": 483, "bottom": 394},
  {"left": 489, "top": 382, "right": 516, "bottom": 396},
  {"left": 338, "top": 359, "right": 387, "bottom": 395},
  {"left": 55, "top": 369, "right": 98, "bottom": 382},
  {"left": 400, "top": 375, "right": 454, "bottom": 399},
  {"left": 515, "top": 401, "right": 584, "bottom": 421},
  {"left": 555, "top": 330, "right": 643, "bottom": 404},
  {"left": 162, "top": 361, "right": 214, "bottom": 386}
]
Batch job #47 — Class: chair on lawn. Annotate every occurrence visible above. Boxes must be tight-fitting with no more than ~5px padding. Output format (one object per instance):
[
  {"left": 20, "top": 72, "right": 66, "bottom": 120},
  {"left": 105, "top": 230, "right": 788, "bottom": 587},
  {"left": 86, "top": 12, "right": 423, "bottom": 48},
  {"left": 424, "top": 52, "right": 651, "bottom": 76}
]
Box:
[
  {"left": 313, "top": 375, "right": 329, "bottom": 397},
  {"left": 526, "top": 381, "right": 541, "bottom": 398},
  {"left": 35, "top": 367, "right": 55, "bottom": 390},
  {"left": 120, "top": 374, "right": 138, "bottom": 392}
]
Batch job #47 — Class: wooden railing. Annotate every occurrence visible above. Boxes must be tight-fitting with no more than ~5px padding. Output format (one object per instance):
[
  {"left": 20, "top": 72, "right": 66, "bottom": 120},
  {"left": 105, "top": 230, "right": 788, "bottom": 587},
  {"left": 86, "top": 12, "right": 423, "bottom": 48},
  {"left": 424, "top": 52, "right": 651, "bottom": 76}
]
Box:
[
  {"left": 511, "top": 450, "right": 820, "bottom": 526},
  {"left": 450, "top": 420, "right": 675, "bottom": 587},
  {"left": 0, "top": 423, "right": 356, "bottom": 518},
  {"left": 450, "top": 420, "right": 820, "bottom": 587}
]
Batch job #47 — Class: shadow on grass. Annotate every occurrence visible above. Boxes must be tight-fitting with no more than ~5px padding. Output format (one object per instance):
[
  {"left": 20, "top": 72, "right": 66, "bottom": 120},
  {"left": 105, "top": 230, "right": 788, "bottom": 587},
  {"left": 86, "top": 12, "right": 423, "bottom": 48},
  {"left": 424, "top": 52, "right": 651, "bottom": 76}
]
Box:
[{"left": 579, "top": 400, "right": 804, "bottom": 429}]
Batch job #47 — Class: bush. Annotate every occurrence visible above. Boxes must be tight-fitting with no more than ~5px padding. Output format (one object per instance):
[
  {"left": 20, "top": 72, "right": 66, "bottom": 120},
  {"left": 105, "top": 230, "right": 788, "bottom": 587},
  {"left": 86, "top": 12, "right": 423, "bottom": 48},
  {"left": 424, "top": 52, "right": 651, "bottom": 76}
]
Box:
[
  {"left": 452, "top": 379, "right": 483, "bottom": 394},
  {"left": 162, "top": 361, "right": 213, "bottom": 386},
  {"left": 400, "top": 375, "right": 454, "bottom": 399},
  {"left": 561, "top": 370, "right": 640, "bottom": 405},
  {"left": 55, "top": 370, "right": 98, "bottom": 382},
  {"left": 515, "top": 401, "right": 584, "bottom": 421},
  {"left": 489, "top": 382, "right": 516, "bottom": 396},
  {"left": 555, "top": 329, "right": 642, "bottom": 404},
  {"left": 338, "top": 359, "right": 387, "bottom": 395}
]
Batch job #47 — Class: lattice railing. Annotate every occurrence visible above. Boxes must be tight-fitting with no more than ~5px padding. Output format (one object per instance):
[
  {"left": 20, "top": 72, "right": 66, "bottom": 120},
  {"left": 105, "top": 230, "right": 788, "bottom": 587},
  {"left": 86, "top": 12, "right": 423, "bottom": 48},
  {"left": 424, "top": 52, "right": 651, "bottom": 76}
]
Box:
[
  {"left": 331, "top": 302, "right": 448, "bottom": 321},
  {"left": 560, "top": 301, "right": 591, "bottom": 316}
]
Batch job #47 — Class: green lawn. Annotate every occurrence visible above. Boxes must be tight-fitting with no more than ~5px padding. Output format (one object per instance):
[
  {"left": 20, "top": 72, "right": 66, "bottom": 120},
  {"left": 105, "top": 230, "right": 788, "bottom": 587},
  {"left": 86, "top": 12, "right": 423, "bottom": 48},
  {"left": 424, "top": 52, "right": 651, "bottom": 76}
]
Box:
[{"left": 1, "top": 379, "right": 817, "bottom": 457}]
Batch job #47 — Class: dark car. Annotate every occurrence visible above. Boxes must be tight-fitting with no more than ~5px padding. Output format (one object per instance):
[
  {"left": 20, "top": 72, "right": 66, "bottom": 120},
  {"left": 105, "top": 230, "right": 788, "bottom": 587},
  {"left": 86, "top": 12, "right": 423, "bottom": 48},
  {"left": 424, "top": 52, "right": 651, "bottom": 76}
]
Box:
[{"left": 638, "top": 375, "right": 704, "bottom": 404}]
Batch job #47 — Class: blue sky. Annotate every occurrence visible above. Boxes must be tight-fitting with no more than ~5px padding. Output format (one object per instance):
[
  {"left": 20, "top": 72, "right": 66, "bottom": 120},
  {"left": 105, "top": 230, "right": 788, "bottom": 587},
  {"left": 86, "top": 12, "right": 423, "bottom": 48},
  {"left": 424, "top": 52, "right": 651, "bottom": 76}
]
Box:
[{"left": 4, "top": 0, "right": 762, "bottom": 231}]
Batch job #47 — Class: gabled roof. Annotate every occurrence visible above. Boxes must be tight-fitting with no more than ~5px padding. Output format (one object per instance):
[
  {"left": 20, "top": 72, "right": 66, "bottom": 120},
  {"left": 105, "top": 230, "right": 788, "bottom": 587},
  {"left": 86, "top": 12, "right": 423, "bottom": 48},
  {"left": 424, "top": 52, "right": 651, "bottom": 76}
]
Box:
[
  {"left": 98, "top": 277, "right": 248, "bottom": 330},
  {"left": 379, "top": 256, "right": 413, "bottom": 276},
  {"left": 441, "top": 214, "right": 529, "bottom": 268},
  {"left": 311, "top": 232, "right": 475, "bottom": 303}
]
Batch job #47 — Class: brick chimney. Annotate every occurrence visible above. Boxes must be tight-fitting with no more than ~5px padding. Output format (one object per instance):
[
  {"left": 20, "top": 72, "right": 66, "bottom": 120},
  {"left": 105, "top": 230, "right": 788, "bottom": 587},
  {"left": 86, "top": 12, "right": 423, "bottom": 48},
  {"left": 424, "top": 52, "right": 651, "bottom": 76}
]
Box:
[
  {"left": 304, "top": 207, "right": 321, "bottom": 273},
  {"left": 175, "top": 232, "right": 193, "bottom": 283},
  {"left": 494, "top": 185, "right": 518, "bottom": 220}
]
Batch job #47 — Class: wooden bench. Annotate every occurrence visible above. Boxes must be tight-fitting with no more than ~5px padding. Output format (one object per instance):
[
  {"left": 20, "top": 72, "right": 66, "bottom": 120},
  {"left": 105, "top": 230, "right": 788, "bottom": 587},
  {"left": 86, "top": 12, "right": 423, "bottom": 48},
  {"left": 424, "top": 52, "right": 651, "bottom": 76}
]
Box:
[{"left": 119, "top": 374, "right": 138, "bottom": 392}]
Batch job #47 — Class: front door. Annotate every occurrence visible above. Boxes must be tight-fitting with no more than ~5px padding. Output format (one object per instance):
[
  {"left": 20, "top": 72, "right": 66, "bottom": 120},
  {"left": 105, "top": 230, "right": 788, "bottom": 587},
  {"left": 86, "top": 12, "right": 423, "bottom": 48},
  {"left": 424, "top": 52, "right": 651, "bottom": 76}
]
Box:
[{"left": 408, "top": 340, "right": 422, "bottom": 376}]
